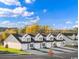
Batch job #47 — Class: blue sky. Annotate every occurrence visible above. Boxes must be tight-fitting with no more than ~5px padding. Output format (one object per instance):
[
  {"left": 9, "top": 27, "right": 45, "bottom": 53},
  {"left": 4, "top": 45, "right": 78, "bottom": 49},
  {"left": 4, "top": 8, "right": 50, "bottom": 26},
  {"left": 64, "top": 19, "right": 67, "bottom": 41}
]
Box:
[{"left": 0, "top": 0, "right": 78, "bottom": 29}]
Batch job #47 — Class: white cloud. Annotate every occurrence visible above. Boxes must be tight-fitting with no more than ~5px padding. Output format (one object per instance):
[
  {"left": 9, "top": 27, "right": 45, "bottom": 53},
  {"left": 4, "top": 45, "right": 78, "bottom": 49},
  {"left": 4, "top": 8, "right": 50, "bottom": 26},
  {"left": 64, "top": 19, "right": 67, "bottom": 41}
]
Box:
[
  {"left": 0, "top": 0, "right": 21, "bottom": 6},
  {"left": 0, "top": 7, "right": 34, "bottom": 17},
  {"left": 0, "top": 16, "right": 40, "bottom": 28},
  {"left": 73, "top": 24, "right": 78, "bottom": 28},
  {"left": 13, "top": 7, "right": 26, "bottom": 14},
  {"left": 75, "top": 20, "right": 78, "bottom": 24},
  {"left": 1, "top": 21, "right": 10, "bottom": 24},
  {"left": 30, "top": 19, "right": 39, "bottom": 24},
  {"left": 43, "top": 9, "right": 47, "bottom": 13},
  {"left": 72, "top": 21, "right": 78, "bottom": 28},
  {"left": 27, "top": 16, "right": 40, "bottom": 25},
  {"left": 25, "top": 0, "right": 35, "bottom": 4},
  {"left": 23, "top": 11, "right": 34, "bottom": 16},
  {"left": 0, "top": 20, "right": 17, "bottom": 28},
  {"left": 72, "top": 20, "right": 78, "bottom": 28},
  {"left": 53, "top": 24, "right": 55, "bottom": 26},
  {"left": 0, "top": 8, "right": 12, "bottom": 17},
  {"left": 0, "top": 20, "right": 27, "bottom": 28},
  {"left": 66, "top": 21, "right": 72, "bottom": 24}
]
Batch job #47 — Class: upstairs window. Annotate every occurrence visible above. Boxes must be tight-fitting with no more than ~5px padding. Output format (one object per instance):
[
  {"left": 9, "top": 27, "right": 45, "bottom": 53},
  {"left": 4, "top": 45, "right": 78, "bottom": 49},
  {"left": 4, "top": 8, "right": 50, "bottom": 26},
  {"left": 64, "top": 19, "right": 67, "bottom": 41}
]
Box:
[
  {"left": 39, "top": 37, "right": 43, "bottom": 41},
  {"left": 50, "top": 37, "right": 53, "bottom": 40},
  {"left": 27, "top": 38, "right": 31, "bottom": 42}
]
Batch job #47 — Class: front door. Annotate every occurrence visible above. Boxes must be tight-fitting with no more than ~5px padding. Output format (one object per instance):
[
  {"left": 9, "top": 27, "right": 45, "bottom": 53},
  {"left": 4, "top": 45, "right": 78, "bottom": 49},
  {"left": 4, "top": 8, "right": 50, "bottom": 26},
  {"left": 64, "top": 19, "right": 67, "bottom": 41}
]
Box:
[
  {"left": 42, "top": 43, "right": 46, "bottom": 48},
  {"left": 30, "top": 43, "right": 34, "bottom": 49}
]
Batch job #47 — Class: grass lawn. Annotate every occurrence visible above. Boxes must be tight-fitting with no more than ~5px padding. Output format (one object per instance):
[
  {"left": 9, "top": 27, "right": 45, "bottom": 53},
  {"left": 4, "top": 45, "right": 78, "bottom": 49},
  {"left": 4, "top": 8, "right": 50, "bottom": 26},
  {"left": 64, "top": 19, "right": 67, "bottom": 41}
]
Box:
[{"left": 0, "top": 46, "right": 32, "bottom": 55}]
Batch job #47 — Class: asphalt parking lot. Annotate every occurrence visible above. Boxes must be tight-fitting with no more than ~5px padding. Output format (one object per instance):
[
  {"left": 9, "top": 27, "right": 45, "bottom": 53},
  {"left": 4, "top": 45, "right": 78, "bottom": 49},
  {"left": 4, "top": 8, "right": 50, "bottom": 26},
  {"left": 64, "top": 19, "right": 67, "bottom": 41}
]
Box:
[
  {"left": 25, "top": 47, "right": 78, "bottom": 55},
  {"left": 0, "top": 51, "right": 78, "bottom": 59},
  {"left": 0, "top": 47, "right": 78, "bottom": 59}
]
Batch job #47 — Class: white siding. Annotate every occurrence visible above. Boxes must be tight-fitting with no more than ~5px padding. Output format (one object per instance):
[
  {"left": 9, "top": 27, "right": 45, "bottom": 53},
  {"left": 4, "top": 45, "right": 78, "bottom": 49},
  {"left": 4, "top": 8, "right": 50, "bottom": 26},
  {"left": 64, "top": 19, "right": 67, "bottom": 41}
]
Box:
[
  {"left": 46, "top": 34, "right": 54, "bottom": 41},
  {"left": 76, "top": 35, "right": 78, "bottom": 39},
  {"left": 45, "top": 42, "right": 55, "bottom": 48},
  {"left": 45, "top": 42, "right": 51, "bottom": 48},
  {"left": 22, "top": 34, "right": 31, "bottom": 42},
  {"left": 21, "top": 44, "right": 30, "bottom": 50},
  {"left": 56, "top": 33, "right": 64, "bottom": 40},
  {"left": 33, "top": 43, "right": 41, "bottom": 49},
  {"left": 60, "top": 35, "right": 75, "bottom": 45},
  {"left": 68, "top": 34, "right": 76, "bottom": 40},
  {"left": 56, "top": 42, "right": 65, "bottom": 47},
  {"left": 4, "top": 42, "right": 21, "bottom": 50},
  {"left": 35, "top": 33, "right": 43, "bottom": 41},
  {"left": 4, "top": 35, "right": 20, "bottom": 42},
  {"left": 4, "top": 34, "right": 21, "bottom": 50}
]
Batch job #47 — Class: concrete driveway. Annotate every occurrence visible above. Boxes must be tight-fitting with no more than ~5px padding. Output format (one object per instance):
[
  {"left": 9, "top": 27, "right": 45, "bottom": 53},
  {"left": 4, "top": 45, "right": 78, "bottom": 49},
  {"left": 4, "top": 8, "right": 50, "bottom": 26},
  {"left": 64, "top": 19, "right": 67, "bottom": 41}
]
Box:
[
  {"left": 0, "top": 51, "right": 78, "bottom": 59},
  {"left": 57, "top": 47, "right": 78, "bottom": 51},
  {"left": 51, "top": 47, "right": 76, "bottom": 53},
  {"left": 25, "top": 50, "right": 47, "bottom": 55},
  {"left": 25, "top": 47, "right": 78, "bottom": 55},
  {"left": 37, "top": 48, "right": 63, "bottom": 54}
]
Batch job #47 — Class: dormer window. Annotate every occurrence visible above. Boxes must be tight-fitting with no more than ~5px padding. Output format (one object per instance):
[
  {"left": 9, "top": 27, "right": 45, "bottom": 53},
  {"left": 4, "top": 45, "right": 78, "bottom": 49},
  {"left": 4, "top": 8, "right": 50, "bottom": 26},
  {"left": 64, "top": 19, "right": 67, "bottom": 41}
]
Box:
[
  {"left": 27, "top": 38, "right": 31, "bottom": 42},
  {"left": 39, "top": 37, "right": 43, "bottom": 40},
  {"left": 60, "top": 37, "right": 62, "bottom": 39},
  {"left": 35, "top": 33, "right": 43, "bottom": 41},
  {"left": 50, "top": 37, "right": 53, "bottom": 40}
]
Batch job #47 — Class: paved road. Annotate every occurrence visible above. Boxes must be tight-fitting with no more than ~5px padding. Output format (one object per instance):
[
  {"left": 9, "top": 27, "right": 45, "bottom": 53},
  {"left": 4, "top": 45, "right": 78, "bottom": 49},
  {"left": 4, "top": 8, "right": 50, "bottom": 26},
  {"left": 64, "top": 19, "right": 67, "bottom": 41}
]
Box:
[
  {"left": 57, "top": 51, "right": 78, "bottom": 59},
  {"left": 57, "top": 47, "right": 78, "bottom": 51},
  {"left": 0, "top": 51, "right": 78, "bottom": 59},
  {"left": 37, "top": 48, "right": 63, "bottom": 54},
  {"left": 32, "top": 47, "right": 78, "bottom": 55},
  {"left": 0, "top": 47, "right": 78, "bottom": 59},
  {"left": 51, "top": 47, "right": 75, "bottom": 53},
  {"left": 25, "top": 50, "right": 47, "bottom": 55}
]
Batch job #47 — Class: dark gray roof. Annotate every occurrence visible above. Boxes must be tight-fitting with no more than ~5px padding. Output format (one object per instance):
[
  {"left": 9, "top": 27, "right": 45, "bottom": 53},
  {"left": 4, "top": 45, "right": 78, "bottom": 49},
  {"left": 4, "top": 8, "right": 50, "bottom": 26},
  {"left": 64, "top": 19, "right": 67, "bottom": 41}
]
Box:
[
  {"left": 54, "top": 39, "right": 65, "bottom": 41},
  {"left": 13, "top": 34, "right": 44, "bottom": 43},
  {"left": 12, "top": 33, "right": 75, "bottom": 43},
  {"left": 28, "top": 34, "right": 35, "bottom": 37},
  {"left": 13, "top": 34, "right": 22, "bottom": 38},
  {"left": 12, "top": 34, "right": 31, "bottom": 43}
]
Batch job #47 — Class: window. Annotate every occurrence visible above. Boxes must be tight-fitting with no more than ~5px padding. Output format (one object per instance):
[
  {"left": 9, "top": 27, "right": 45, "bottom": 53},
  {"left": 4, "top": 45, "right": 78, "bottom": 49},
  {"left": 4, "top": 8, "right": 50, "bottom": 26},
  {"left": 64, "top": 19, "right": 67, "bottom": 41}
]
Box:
[
  {"left": 30, "top": 44, "right": 34, "bottom": 49},
  {"left": 42, "top": 43, "right": 45, "bottom": 46},
  {"left": 27, "top": 38, "right": 31, "bottom": 42},
  {"left": 39, "top": 37, "right": 43, "bottom": 40},
  {"left": 30, "top": 44, "right": 33, "bottom": 47},
  {"left": 60, "top": 37, "right": 63, "bottom": 40},
  {"left": 50, "top": 37, "right": 53, "bottom": 40}
]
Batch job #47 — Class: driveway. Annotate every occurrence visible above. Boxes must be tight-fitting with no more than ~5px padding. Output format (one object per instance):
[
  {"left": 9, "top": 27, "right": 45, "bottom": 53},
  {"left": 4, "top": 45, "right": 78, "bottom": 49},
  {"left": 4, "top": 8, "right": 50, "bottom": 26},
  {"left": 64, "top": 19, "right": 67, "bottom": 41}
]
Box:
[
  {"left": 0, "top": 47, "right": 78, "bottom": 59},
  {"left": 37, "top": 48, "right": 63, "bottom": 54},
  {"left": 51, "top": 47, "right": 76, "bottom": 53},
  {"left": 25, "top": 50, "right": 47, "bottom": 55},
  {"left": 57, "top": 47, "right": 78, "bottom": 51},
  {"left": 25, "top": 47, "right": 78, "bottom": 55},
  {"left": 0, "top": 51, "right": 78, "bottom": 59}
]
